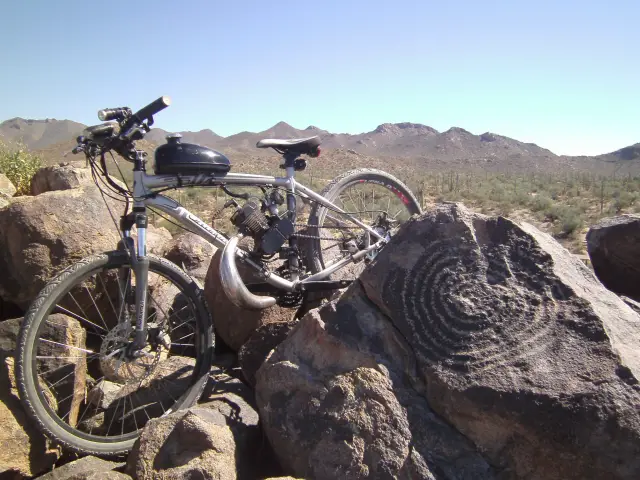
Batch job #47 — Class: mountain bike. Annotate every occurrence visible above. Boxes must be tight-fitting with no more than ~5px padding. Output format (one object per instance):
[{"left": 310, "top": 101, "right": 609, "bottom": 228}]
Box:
[{"left": 15, "top": 96, "right": 422, "bottom": 456}]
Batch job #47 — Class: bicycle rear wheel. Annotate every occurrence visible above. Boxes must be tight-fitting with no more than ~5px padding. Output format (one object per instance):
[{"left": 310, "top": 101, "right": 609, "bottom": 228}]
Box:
[
  {"left": 16, "top": 251, "right": 213, "bottom": 457},
  {"left": 306, "top": 168, "right": 422, "bottom": 279}
]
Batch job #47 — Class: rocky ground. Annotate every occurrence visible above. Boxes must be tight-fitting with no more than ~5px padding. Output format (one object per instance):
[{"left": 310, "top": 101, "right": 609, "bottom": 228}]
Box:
[{"left": 0, "top": 165, "right": 639, "bottom": 479}]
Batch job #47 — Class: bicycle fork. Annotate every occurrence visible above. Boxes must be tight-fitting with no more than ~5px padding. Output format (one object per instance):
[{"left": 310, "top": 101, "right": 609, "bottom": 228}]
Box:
[{"left": 118, "top": 209, "right": 150, "bottom": 354}]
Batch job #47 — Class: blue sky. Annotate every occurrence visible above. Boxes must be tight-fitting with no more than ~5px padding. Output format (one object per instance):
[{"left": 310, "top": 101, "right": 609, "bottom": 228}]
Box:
[{"left": 1, "top": 0, "right": 638, "bottom": 156}]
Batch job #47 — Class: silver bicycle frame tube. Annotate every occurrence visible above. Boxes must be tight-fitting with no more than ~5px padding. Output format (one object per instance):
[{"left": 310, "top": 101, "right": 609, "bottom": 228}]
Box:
[{"left": 133, "top": 170, "right": 386, "bottom": 290}]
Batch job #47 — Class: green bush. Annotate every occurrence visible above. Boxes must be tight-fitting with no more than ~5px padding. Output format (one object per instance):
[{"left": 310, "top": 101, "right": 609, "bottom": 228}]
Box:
[{"left": 0, "top": 140, "right": 43, "bottom": 195}]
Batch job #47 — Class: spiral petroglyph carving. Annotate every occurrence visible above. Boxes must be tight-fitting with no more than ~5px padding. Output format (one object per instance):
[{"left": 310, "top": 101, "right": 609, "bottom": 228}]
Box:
[{"left": 370, "top": 214, "right": 573, "bottom": 375}]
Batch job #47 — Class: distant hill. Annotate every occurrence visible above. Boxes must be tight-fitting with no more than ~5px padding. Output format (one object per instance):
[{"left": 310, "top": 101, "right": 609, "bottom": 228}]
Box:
[
  {"left": 145, "top": 128, "right": 222, "bottom": 147},
  {"left": 1, "top": 116, "right": 638, "bottom": 175},
  {"left": 0, "top": 117, "right": 85, "bottom": 150}
]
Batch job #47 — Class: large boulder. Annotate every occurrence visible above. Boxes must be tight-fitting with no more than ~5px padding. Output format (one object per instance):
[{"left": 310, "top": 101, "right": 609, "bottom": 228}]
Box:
[
  {"left": 256, "top": 289, "right": 494, "bottom": 480},
  {"left": 257, "top": 203, "right": 640, "bottom": 480},
  {"left": 359, "top": 204, "right": 640, "bottom": 478},
  {"left": 204, "top": 242, "right": 295, "bottom": 351},
  {"left": 163, "top": 232, "right": 215, "bottom": 282},
  {"left": 30, "top": 163, "right": 92, "bottom": 195},
  {"left": 0, "top": 185, "right": 169, "bottom": 308},
  {"left": 0, "top": 185, "right": 120, "bottom": 307},
  {"left": 586, "top": 214, "right": 640, "bottom": 301}
]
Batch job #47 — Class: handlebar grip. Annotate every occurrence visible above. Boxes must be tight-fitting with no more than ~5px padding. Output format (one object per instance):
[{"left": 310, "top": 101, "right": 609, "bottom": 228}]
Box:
[{"left": 134, "top": 96, "right": 171, "bottom": 122}]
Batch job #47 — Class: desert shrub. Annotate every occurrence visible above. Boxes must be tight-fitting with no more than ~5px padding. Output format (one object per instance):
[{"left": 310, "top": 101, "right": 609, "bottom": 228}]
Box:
[
  {"left": 545, "top": 204, "right": 583, "bottom": 237},
  {"left": 530, "top": 194, "right": 553, "bottom": 212},
  {"left": 0, "top": 140, "right": 43, "bottom": 195},
  {"left": 610, "top": 190, "right": 638, "bottom": 214},
  {"left": 558, "top": 211, "right": 584, "bottom": 236}
]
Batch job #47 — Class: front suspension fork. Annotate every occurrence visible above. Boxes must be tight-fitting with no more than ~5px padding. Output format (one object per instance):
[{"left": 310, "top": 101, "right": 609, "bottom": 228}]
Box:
[{"left": 119, "top": 210, "right": 149, "bottom": 353}]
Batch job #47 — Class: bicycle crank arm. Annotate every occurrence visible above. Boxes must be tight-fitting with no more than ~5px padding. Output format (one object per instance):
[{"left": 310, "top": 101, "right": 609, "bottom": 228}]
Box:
[{"left": 246, "top": 279, "right": 353, "bottom": 295}]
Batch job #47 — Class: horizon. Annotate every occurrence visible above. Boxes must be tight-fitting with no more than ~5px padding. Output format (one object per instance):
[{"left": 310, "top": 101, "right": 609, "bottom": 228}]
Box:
[
  {"left": 0, "top": 115, "right": 623, "bottom": 157},
  {"left": 1, "top": 0, "right": 638, "bottom": 157}
]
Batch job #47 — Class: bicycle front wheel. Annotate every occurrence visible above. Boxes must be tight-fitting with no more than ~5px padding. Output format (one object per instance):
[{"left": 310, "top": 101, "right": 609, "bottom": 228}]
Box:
[{"left": 16, "top": 251, "right": 213, "bottom": 457}]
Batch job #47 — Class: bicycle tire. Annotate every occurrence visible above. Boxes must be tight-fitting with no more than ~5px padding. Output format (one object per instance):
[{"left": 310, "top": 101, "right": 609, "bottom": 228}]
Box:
[
  {"left": 305, "top": 168, "right": 422, "bottom": 274},
  {"left": 15, "top": 251, "right": 214, "bottom": 457}
]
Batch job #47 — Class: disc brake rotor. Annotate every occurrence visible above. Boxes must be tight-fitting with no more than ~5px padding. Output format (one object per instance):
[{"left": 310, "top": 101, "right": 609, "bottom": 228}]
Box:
[{"left": 99, "top": 323, "right": 163, "bottom": 385}]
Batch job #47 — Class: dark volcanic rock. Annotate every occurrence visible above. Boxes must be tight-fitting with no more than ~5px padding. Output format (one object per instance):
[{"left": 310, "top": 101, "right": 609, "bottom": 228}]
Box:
[
  {"left": 256, "top": 291, "right": 493, "bottom": 480},
  {"left": 257, "top": 203, "right": 640, "bottom": 480},
  {"left": 586, "top": 214, "right": 640, "bottom": 301},
  {"left": 359, "top": 203, "right": 640, "bottom": 479},
  {"left": 238, "top": 320, "right": 298, "bottom": 387}
]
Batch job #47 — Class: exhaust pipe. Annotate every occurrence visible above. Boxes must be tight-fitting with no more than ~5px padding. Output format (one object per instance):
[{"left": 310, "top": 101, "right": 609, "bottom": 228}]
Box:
[{"left": 219, "top": 236, "right": 277, "bottom": 310}]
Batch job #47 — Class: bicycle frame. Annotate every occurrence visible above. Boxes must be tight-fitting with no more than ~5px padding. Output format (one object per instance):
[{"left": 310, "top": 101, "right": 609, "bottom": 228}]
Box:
[{"left": 123, "top": 163, "right": 386, "bottom": 316}]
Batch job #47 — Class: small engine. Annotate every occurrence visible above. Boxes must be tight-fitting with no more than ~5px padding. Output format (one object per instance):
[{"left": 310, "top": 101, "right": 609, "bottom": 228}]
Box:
[{"left": 230, "top": 198, "right": 294, "bottom": 256}]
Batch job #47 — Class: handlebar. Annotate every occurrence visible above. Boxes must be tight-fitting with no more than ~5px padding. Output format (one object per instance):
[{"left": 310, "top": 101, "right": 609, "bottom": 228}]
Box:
[
  {"left": 74, "top": 95, "right": 172, "bottom": 161},
  {"left": 131, "top": 96, "right": 171, "bottom": 124}
]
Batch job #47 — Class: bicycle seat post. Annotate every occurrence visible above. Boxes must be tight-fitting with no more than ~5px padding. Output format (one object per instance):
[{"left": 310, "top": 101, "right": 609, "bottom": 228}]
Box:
[{"left": 282, "top": 152, "right": 300, "bottom": 282}]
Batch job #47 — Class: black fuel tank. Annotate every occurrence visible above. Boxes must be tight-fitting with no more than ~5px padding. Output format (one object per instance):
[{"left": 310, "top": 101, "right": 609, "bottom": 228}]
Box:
[{"left": 154, "top": 134, "right": 231, "bottom": 175}]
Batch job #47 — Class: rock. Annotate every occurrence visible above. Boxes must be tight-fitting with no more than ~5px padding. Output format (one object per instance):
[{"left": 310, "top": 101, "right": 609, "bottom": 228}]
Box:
[
  {"left": 586, "top": 214, "right": 640, "bottom": 301},
  {"left": 0, "top": 197, "right": 8, "bottom": 208},
  {"left": 34, "top": 313, "right": 88, "bottom": 427},
  {"left": 257, "top": 203, "right": 640, "bottom": 480},
  {"left": 256, "top": 292, "right": 494, "bottom": 480},
  {"left": 139, "top": 225, "right": 172, "bottom": 256},
  {"left": 1, "top": 314, "right": 87, "bottom": 426},
  {"left": 126, "top": 365, "right": 282, "bottom": 480},
  {"left": 0, "top": 297, "right": 22, "bottom": 322},
  {"left": 238, "top": 320, "right": 297, "bottom": 387},
  {"left": 94, "top": 356, "right": 194, "bottom": 434},
  {"left": 126, "top": 408, "right": 237, "bottom": 480},
  {"left": 356, "top": 203, "right": 640, "bottom": 479},
  {"left": 199, "top": 366, "right": 284, "bottom": 479},
  {"left": 200, "top": 367, "right": 261, "bottom": 429},
  {"left": 30, "top": 163, "right": 92, "bottom": 195},
  {"left": 0, "top": 173, "right": 16, "bottom": 199},
  {"left": 35, "top": 456, "right": 126, "bottom": 480},
  {"left": 0, "top": 317, "right": 21, "bottom": 358},
  {"left": 204, "top": 243, "right": 295, "bottom": 351},
  {"left": 1, "top": 355, "right": 59, "bottom": 478},
  {"left": 146, "top": 279, "right": 198, "bottom": 358},
  {"left": 0, "top": 185, "right": 121, "bottom": 308},
  {"left": 164, "top": 232, "right": 216, "bottom": 281},
  {"left": 67, "top": 473, "right": 131, "bottom": 480},
  {"left": 621, "top": 296, "right": 640, "bottom": 315},
  {"left": 87, "top": 379, "right": 122, "bottom": 409}
]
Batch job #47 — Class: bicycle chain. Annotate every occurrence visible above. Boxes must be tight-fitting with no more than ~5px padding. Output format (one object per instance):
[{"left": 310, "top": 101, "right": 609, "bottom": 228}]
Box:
[{"left": 291, "top": 223, "right": 358, "bottom": 242}]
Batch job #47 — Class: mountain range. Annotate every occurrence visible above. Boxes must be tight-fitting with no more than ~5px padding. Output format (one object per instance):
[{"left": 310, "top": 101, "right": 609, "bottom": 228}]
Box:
[{"left": 1, "top": 116, "right": 638, "bottom": 175}]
